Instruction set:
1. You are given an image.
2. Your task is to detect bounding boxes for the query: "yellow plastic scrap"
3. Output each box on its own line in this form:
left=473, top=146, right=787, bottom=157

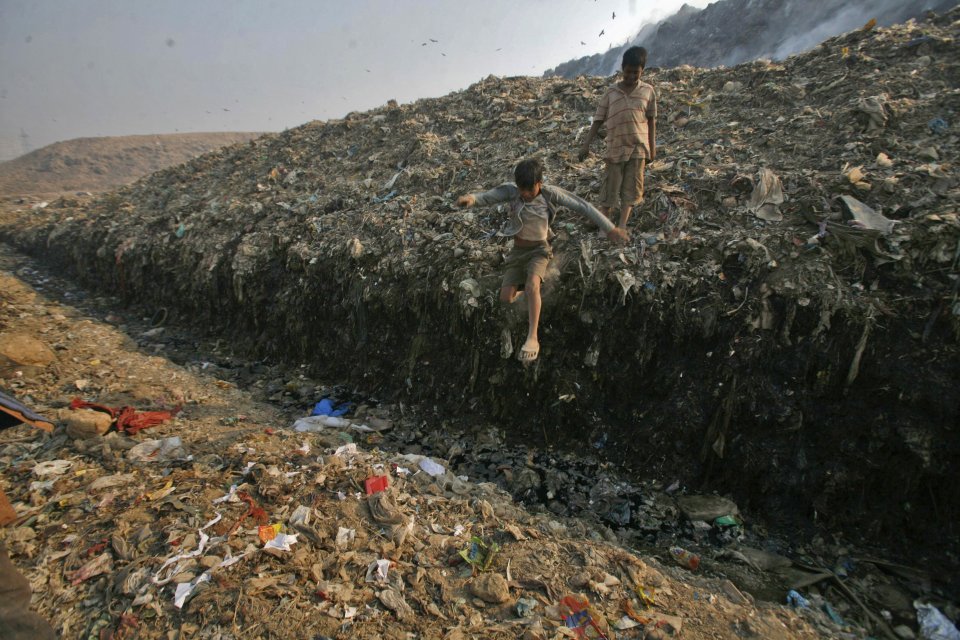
left=458, top=536, right=501, bottom=573
left=482, top=542, right=500, bottom=571
left=146, top=480, right=175, bottom=501
left=636, top=585, right=656, bottom=608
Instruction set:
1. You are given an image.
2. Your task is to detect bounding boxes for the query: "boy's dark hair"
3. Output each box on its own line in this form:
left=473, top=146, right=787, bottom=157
left=514, top=158, right=544, bottom=189
left=622, top=46, right=647, bottom=69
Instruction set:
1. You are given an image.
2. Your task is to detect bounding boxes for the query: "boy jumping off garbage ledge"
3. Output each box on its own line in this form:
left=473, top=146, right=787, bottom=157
left=457, top=158, right=628, bottom=364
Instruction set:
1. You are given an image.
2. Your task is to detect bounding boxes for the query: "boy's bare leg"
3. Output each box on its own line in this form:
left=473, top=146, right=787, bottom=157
left=618, top=204, right=633, bottom=229
left=601, top=205, right=612, bottom=218
left=598, top=206, right=614, bottom=236
left=499, top=285, right=522, bottom=304
left=519, top=275, right=542, bottom=363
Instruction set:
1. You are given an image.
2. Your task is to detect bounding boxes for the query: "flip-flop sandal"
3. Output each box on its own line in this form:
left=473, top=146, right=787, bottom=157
left=517, top=345, right=539, bottom=364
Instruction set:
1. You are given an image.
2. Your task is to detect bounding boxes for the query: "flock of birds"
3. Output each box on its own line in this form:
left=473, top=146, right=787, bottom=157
left=195, top=9, right=624, bottom=117
left=419, top=9, right=619, bottom=56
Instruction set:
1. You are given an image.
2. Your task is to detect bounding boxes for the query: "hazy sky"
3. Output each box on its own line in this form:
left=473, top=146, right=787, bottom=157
left=0, top=0, right=708, bottom=154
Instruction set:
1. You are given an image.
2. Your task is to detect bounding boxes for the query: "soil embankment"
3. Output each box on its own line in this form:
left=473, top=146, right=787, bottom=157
left=1, top=10, right=958, bottom=584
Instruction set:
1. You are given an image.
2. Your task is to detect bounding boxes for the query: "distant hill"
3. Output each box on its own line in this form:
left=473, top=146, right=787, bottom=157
left=0, top=132, right=264, bottom=196
left=546, top=0, right=956, bottom=77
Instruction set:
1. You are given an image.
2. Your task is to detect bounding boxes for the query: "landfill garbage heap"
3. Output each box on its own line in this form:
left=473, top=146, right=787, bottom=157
left=2, top=11, right=958, bottom=561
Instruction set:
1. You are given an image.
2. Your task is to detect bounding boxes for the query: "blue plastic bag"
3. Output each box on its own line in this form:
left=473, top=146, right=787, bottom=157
left=786, top=590, right=810, bottom=609
left=310, top=398, right=351, bottom=417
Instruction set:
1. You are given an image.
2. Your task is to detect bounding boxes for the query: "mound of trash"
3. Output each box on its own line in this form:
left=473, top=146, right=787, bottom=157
left=1, top=8, right=958, bottom=588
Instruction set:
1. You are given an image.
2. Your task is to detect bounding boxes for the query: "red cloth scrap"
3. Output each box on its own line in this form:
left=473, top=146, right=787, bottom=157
left=69, top=398, right=181, bottom=435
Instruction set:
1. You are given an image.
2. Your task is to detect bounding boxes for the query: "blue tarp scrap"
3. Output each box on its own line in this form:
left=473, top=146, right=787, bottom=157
left=310, top=398, right=352, bottom=417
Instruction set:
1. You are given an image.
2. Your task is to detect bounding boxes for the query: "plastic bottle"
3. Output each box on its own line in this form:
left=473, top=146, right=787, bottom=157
left=915, top=601, right=960, bottom=640
left=669, top=546, right=700, bottom=570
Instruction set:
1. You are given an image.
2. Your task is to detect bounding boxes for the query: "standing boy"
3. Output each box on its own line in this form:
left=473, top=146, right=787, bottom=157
left=579, top=46, right=657, bottom=229
left=457, top=158, right=627, bottom=364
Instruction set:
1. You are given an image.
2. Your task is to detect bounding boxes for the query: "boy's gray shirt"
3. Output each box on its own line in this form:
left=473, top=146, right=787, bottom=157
left=472, top=183, right=615, bottom=238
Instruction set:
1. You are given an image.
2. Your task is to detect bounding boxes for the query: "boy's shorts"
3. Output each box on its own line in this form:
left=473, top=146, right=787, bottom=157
left=600, top=157, right=646, bottom=209
left=502, top=243, right=552, bottom=290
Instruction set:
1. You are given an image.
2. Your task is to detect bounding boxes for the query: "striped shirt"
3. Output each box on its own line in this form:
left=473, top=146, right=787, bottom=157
left=593, top=81, right=657, bottom=163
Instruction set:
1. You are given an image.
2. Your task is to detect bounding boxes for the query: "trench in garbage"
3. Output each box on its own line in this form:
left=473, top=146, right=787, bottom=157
left=4, top=236, right=957, bottom=607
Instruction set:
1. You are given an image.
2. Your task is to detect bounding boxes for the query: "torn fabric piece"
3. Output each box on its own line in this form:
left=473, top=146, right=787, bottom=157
left=68, top=397, right=181, bottom=434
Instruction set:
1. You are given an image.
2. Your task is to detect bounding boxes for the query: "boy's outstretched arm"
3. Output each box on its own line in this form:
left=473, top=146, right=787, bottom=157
left=578, top=120, right=604, bottom=161
left=545, top=186, right=629, bottom=245
left=457, top=184, right=516, bottom=209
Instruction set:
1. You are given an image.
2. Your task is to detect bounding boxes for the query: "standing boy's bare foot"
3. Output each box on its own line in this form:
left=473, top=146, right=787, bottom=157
left=518, top=337, right=539, bottom=364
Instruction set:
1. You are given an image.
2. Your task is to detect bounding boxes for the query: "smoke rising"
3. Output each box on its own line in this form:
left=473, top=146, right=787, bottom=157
left=546, top=0, right=955, bottom=78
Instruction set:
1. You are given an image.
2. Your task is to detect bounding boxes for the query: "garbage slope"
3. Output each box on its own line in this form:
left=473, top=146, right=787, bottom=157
left=1, top=13, right=958, bottom=559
